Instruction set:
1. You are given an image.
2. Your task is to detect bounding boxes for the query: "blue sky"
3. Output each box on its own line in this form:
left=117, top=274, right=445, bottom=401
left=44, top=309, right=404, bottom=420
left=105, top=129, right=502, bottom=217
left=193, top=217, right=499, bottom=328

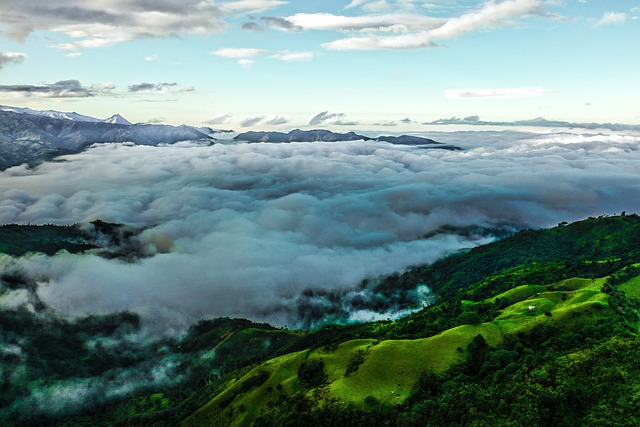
left=0, top=0, right=638, bottom=129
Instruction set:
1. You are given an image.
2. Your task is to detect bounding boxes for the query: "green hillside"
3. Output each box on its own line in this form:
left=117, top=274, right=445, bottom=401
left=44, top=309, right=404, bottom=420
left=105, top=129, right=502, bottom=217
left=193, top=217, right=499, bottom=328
left=2, top=214, right=640, bottom=426
left=182, top=215, right=640, bottom=426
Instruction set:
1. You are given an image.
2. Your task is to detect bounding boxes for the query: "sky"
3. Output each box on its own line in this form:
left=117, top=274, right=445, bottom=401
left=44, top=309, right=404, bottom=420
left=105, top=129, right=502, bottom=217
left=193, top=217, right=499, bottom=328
left=0, top=0, right=639, bottom=129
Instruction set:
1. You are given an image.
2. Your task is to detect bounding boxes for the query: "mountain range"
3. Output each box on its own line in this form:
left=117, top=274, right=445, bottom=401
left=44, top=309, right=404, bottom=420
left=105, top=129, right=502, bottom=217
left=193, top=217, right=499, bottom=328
left=0, top=106, right=459, bottom=170
left=0, top=107, right=214, bottom=170
left=234, top=129, right=460, bottom=149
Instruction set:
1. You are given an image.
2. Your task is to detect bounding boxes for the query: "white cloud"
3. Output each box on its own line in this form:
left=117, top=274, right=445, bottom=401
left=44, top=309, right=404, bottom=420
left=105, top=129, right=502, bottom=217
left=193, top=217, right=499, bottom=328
left=346, top=0, right=370, bottom=9
left=210, top=47, right=266, bottom=58
left=444, top=87, right=553, bottom=99
left=212, top=47, right=315, bottom=65
left=144, top=54, right=157, bottom=62
left=323, top=0, right=543, bottom=51
left=286, top=13, right=443, bottom=32
left=238, top=59, right=255, bottom=68
left=219, top=0, right=288, bottom=14
left=2, top=131, right=640, bottom=329
left=0, top=51, right=27, bottom=69
left=269, top=51, right=314, bottom=61
left=595, top=12, right=626, bottom=26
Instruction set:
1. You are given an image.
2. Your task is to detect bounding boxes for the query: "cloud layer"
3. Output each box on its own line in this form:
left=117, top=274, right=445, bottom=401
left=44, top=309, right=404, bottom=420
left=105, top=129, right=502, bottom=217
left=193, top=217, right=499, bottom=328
left=322, top=0, right=543, bottom=50
left=0, top=0, right=226, bottom=48
left=2, top=130, right=639, bottom=331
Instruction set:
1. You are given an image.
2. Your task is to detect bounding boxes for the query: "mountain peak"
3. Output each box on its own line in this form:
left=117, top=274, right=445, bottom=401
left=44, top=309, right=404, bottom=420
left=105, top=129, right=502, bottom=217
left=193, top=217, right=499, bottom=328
left=103, top=114, right=132, bottom=125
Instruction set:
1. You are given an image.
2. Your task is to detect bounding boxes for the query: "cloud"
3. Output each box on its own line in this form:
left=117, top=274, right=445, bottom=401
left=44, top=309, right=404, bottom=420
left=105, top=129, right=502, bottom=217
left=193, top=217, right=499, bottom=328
left=345, top=0, right=370, bottom=9
left=210, top=47, right=266, bottom=58
left=345, top=0, right=426, bottom=13
left=219, top=0, right=288, bottom=14
left=265, top=115, right=289, bottom=125
left=268, top=51, right=314, bottom=61
left=0, top=51, right=26, bottom=69
left=128, top=82, right=178, bottom=93
left=237, top=59, right=255, bottom=68
left=2, top=130, right=640, bottom=330
left=0, top=80, right=103, bottom=98
left=211, top=47, right=315, bottom=65
left=0, top=0, right=225, bottom=48
left=424, top=116, right=640, bottom=131
left=595, top=12, right=626, bottom=26
left=241, top=21, right=263, bottom=31
left=322, top=0, right=543, bottom=50
left=444, top=87, right=553, bottom=99
left=206, top=114, right=233, bottom=125
left=260, top=16, right=302, bottom=32
left=285, top=13, right=442, bottom=32
left=309, top=111, right=348, bottom=126
left=240, top=115, right=266, bottom=127
left=144, top=54, right=157, bottom=62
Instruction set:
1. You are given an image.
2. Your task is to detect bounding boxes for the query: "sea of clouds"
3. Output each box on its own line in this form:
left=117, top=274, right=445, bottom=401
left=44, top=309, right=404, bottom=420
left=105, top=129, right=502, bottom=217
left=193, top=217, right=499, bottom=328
left=1, top=129, right=639, bottom=331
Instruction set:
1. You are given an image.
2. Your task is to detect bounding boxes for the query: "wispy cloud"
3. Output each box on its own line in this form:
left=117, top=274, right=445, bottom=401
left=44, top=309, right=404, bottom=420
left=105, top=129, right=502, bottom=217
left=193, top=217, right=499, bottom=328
left=373, top=120, right=397, bottom=126
left=128, top=82, right=178, bottom=93
left=323, top=0, right=543, bottom=51
left=594, top=12, right=626, bottom=27
left=0, top=80, right=108, bottom=98
left=211, top=47, right=314, bottom=65
left=265, top=115, right=289, bottom=125
left=206, top=114, right=233, bottom=125
left=144, top=54, right=157, bottom=62
left=219, top=0, right=288, bottom=14
left=309, top=111, right=348, bottom=126
left=210, top=48, right=267, bottom=59
left=284, top=13, right=442, bottom=33
left=345, top=0, right=426, bottom=13
left=444, top=87, right=553, bottom=99
left=0, top=51, right=27, bottom=69
left=424, top=116, right=640, bottom=131
left=269, top=51, right=314, bottom=61
left=240, top=115, right=266, bottom=127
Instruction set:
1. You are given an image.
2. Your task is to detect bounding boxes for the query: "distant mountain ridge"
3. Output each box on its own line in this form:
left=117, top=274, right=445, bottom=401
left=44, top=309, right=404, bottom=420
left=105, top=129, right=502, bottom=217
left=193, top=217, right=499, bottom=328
left=0, top=108, right=213, bottom=170
left=234, top=129, right=459, bottom=149
left=0, top=106, right=460, bottom=170
left=0, top=105, right=110, bottom=123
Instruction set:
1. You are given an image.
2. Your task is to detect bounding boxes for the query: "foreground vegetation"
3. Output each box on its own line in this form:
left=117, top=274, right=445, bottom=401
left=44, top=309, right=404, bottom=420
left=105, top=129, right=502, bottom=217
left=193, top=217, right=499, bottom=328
left=2, top=214, right=640, bottom=426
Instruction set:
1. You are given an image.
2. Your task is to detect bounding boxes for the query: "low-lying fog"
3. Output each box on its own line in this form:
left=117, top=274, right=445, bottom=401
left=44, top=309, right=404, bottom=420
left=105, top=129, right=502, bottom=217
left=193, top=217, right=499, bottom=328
left=1, top=130, right=639, bottom=331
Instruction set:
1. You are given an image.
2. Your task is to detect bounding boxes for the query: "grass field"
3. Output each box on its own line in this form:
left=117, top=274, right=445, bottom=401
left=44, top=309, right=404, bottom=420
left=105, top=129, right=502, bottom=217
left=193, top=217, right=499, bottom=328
left=183, top=269, right=615, bottom=426
left=619, top=275, right=640, bottom=299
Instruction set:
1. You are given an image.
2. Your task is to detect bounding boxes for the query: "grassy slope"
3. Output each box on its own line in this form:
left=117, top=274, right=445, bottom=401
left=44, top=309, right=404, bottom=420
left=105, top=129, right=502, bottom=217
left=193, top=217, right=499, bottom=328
left=182, top=270, right=616, bottom=426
